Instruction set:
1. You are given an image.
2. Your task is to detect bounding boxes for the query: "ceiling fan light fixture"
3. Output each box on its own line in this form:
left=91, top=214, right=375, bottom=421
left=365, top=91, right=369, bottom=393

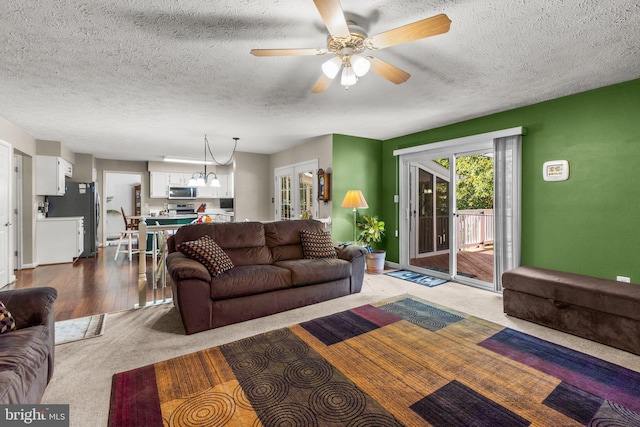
left=351, top=54, right=370, bottom=77
left=340, top=65, right=357, bottom=87
left=321, top=56, right=342, bottom=79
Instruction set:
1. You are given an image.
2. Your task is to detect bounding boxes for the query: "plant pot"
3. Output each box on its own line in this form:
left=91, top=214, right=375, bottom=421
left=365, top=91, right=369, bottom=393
left=365, top=250, right=386, bottom=274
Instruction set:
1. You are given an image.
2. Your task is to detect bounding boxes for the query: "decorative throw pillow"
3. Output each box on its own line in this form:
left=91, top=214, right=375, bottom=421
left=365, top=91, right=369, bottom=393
left=300, top=230, right=337, bottom=259
left=178, top=235, right=234, bottom=277
left=0, top=300, right=17, bottom=334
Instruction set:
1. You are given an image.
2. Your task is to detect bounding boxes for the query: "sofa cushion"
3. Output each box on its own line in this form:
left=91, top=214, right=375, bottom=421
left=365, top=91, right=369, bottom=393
left=210, top=265, right=292, bottom=300
left=178, top=235, right=234, bottom=277
left=275, top=259, right=351, bottom=287
left=264, top=220, right=327, bottom=262
left=0, top=301, right=16, bottom=334
left=300, top=230, right=337, bottom=259
left=0, top=325, right=49, bottom=402
left=172, top=222, right=272, bottom=266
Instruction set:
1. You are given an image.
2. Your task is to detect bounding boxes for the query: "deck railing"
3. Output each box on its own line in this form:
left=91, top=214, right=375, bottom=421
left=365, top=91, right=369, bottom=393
left=456, top=209, right=494, bottom=249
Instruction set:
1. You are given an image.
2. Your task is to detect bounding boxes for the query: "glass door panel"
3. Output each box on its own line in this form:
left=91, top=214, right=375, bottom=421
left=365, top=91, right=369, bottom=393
left=410, top=159, right=451, bottom=274
left=298, top=171, right=313, bottom=219
left=418, top=169, right=433, bottom=254
left=277, top=174, right=292, bottom=220
left=454, top=153, right=494, bottom=284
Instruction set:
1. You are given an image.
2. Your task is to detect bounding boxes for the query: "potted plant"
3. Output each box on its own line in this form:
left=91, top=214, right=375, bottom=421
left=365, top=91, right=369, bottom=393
left=357, top=215, right=386, bottom=274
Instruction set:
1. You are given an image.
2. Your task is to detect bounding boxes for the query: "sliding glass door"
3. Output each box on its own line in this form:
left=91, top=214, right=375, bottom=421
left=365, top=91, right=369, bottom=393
left=409, top=161, right=451, bottom=272
left=396, top=128, right=523, bottom=292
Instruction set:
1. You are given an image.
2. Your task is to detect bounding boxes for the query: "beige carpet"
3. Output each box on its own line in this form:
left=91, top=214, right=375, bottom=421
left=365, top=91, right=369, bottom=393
left=42, top=273, right=640, bottom=427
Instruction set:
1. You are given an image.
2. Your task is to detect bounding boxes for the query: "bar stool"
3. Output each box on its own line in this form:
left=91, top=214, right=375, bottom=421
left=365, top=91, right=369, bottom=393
left=114, top=207, right=139, bottom=261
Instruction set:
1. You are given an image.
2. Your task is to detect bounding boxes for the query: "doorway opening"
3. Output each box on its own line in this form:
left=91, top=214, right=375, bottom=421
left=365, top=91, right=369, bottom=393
left=274, top=160, right=318, bottom=221
left=409, top=151, right=495, bottom=287
left=396, top=127, right=523, bottom=292
left=104, top=172, right=142, bottom=245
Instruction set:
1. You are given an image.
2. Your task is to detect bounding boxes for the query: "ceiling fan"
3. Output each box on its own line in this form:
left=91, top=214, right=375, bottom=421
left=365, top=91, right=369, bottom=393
left=250, top=0, right=451, bottom=93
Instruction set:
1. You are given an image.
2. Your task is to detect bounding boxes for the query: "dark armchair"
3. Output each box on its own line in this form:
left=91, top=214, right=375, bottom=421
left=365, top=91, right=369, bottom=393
left=0, top=287, right=57, bottom=404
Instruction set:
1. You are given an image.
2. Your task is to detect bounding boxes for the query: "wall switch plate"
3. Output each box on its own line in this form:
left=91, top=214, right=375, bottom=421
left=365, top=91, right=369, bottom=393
left=394, top=195, right=399, bottom=203
left=616, top=276, right=631, bottom=283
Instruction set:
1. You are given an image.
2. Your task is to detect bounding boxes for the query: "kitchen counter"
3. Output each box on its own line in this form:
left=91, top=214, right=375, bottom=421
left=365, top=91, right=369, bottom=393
left=38, top=216, right=84, bottom=222
left=37, top=217, right=84, bottom=264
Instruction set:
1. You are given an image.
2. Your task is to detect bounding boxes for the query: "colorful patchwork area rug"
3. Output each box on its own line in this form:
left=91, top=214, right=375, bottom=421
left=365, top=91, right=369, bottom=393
left=385, top=269, right=448, bottom=287
left=109, top=295, right=640, bottom=426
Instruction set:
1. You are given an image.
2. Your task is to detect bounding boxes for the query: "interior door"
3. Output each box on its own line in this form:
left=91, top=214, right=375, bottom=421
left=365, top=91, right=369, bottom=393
left=0, top=140, right=11, bottom=286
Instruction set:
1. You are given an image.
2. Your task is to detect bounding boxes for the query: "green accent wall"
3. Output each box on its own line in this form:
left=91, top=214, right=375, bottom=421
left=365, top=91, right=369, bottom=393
left=331, top=134, right=383, bottom=244
left=379, top=78, right=640, bottom=282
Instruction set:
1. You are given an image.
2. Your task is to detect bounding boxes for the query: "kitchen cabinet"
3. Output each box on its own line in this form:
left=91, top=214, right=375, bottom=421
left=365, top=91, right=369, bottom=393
left=220, top=172, right=234, bottom=197
left=149, top=172, right=169, bottom=198
left=37, top=217, right=84, bottom=264
left=168, top=173, right=193, bottom=186
left=36, top=155, right=72, bottom=195
left=196, top=173, right=234, bottom=198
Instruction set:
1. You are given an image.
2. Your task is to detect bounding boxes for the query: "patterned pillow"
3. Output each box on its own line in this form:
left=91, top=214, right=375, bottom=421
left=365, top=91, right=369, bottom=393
left=300, top=230, right=337, bottom=259
left=178, top=235, right=234, bottom=277
left=0, top=300, right=17, bottom=334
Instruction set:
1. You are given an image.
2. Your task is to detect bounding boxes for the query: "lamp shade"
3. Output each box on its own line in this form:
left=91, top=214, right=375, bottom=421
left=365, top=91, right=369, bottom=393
left=351, top=54, right=370, bottom=77
left=341, top=190, right=368, bottom=209
left=322, top=56, right=342, bottom=79
left=340, top=66, right=357, bottom=87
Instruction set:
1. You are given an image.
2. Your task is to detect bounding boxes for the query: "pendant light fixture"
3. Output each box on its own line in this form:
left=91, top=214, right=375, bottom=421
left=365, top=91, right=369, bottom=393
left=185, top=135, right=239, bottom=187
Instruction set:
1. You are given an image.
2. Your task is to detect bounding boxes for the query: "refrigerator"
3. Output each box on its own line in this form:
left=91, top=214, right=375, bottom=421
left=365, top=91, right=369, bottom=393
left=45, top=182, right=100, bottom=257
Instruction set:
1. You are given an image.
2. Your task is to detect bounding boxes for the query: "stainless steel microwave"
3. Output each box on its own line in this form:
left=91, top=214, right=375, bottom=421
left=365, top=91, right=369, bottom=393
left=168, top=186, right=197, bottom=199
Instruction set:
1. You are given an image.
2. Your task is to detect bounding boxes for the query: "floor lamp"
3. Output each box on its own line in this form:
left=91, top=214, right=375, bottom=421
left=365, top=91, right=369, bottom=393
left=341, top=190, right=368, bottom=243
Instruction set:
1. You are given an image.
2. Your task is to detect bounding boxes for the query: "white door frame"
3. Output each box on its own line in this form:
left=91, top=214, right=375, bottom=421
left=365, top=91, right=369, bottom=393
left=13, top=155, right=23, bottom=271
left=274, top=159, right=319, bottom=220
left=0, top=139, right=13, bottom=287
left=395, top=127, right=524, bottom=291
left=102, top=170, right=143, bottom=246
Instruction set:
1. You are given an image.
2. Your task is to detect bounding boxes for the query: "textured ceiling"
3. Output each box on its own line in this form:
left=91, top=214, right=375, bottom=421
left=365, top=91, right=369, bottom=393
left=1, top=1, right=639, bottom=162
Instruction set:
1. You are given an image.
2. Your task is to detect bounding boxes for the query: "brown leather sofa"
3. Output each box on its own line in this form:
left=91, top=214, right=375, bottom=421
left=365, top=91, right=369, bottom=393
left=166, top=220, right=366, bottom=334
left=0, top=287, right=57, bottom=404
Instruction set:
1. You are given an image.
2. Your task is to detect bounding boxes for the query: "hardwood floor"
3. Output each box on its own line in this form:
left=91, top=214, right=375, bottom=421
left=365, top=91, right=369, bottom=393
left=8, top=245, right=493, bottom=322
left=410, top=247, right=494, bottom=283
left=8, top=246, right=171, bottom=322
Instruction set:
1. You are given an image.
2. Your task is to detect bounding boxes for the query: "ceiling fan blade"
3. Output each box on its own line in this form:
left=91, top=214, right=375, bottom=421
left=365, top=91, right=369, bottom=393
left=367, top=56, right=411, bottom=84
left=311, top=74, right=334, bottom=93
left=250, top=48, right=327, bottom=56
left=368, top=14, right=451, bottom=50
left=313, top=0, right=350, bottom=38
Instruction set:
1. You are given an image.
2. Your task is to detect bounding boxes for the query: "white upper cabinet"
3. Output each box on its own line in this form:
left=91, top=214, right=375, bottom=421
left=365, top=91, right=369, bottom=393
left=149, top=172, right=169, bottom=198
left=36, top=155, right=71, bottom=195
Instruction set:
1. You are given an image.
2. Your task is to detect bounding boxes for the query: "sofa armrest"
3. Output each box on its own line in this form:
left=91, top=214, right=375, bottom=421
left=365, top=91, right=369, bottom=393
left=166, top=252, right=212, bottom=283
left=0, top=287, right=57, bottom=330
left=336, top=245, right=367, bottom=262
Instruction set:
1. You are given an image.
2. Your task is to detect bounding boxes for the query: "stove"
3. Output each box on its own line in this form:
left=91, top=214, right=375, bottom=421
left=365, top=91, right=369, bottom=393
left=167, top=203, right=196, bottom=216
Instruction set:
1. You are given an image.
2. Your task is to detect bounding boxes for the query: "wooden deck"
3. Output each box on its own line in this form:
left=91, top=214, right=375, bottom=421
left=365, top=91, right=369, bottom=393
left=410, top=247, right=494, bottom=283
left=7, top=246, right=171, bottom=322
